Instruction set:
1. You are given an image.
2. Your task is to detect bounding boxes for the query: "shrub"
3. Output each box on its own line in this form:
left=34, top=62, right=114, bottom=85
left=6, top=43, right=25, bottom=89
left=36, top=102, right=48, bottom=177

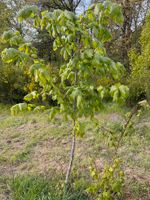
left=0, top=63, right=27, bottom=103
left=128, top=14, right=150, bottom=104
left=87, top=159, right=125, bottom=200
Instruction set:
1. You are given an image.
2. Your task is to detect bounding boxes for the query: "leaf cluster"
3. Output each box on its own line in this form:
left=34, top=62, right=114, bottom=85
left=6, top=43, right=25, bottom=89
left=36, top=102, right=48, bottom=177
left=1, top=1, right=128, bottom=120
left=87, top=158, right=124, bottom=200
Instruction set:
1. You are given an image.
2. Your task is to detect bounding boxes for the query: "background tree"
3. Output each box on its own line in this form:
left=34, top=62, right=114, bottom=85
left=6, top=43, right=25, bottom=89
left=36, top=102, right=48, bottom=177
left=129, top=13, right=150, bottom=103
left=91, top=0, right=150, bottom=70
left=0, top=1, right=38, bottom=103
left=37, top=0, right=82, bottom=12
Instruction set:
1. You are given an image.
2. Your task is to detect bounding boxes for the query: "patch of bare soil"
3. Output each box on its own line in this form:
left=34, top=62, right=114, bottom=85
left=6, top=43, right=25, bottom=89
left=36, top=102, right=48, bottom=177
left=136, top=118, right=150, bottom=128
left=107, top=113, right=125, bottom=123
left=30, top=137, right=70, bottom=174
left=27, top=136, right=91, bottom=175
left=14, top=122, right=40, bottom=133
left=125, top=167, right=150, bottom=185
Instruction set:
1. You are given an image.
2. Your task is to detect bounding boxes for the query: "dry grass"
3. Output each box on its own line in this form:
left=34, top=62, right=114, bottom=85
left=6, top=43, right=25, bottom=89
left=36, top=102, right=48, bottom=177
left=0, top=103, right=150, bottom=199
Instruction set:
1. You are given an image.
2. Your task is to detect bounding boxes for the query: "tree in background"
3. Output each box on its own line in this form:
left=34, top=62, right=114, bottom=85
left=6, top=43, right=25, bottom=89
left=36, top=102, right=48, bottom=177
left=0, top=2, right=26, bottom=103
left=129, top=13, right=150, bottom=103
left=0, top=0, right=39, bottom=103
left=91, top=0, right=150, bottom=70
left=0, top=2, right=11, bottom=35
left=37, top=0, right=82, bottom=12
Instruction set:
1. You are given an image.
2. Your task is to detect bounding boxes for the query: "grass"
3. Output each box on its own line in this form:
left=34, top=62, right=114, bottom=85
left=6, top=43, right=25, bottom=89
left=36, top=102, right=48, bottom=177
left=0, top=103, right=150, bottom=199
left=9, top=175, right=88, bottom=200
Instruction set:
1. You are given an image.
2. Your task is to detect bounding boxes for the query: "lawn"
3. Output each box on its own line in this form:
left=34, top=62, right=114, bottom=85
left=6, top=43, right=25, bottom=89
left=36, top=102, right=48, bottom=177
left=0, top=103, right=150, bottom=200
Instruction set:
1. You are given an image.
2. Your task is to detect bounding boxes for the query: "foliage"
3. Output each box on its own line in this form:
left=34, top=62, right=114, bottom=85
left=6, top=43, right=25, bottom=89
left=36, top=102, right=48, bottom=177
left=129, top=13, right=150, bottom=104
left=1, top=1, right=127, bottom=117
left=86, top=100, right=150, bottom=200
left=94, top=0, right=150, bottom=69
left=0, top=3, right=35, bottom=104
left=0, top=63, right=28, bottom=103
left=0, top=2, right=11, bottom=35
left=87, top=158, right=125, bottom=200
left=17, top=5, right=39, bottom=22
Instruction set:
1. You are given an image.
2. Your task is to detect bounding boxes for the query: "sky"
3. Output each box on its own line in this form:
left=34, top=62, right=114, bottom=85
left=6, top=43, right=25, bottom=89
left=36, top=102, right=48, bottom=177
left=76, top=0, right=91, bottom=14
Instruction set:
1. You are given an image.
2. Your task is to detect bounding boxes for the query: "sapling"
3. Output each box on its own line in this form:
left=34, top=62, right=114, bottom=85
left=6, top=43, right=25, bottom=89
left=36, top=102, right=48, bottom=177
left=1, top=1, right=128, bottom=189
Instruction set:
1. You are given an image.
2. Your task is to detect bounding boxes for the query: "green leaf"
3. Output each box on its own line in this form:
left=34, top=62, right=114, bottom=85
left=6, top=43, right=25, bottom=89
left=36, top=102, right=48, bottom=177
left=75, top=121, right=86, bottom=137
left=119, top=85, right=129, bottom=98
left=2, top=30, right=14, bottom=41
left=24, top=91, right=39, bottom=102
left=84, top=49, right=94, bottom=59
left=94, top=4, right=101, bottom=15
left=64, top=11, right=76, bottom=21
left=34, top=106, right=46, bottom=112
left=98, top=26, right=112, bottom=42
left=17, top=5, right=39, bottom=22
left=110, top=84, right=129, bottom=102
left=49, top=107, right=60, bottom=120
left=1, top=48, right=20, bottom=63
left=70, top=88, right=81, bottom=99
left=11, top=103, right=28, bottom=115
left=10, top=35, right=24, bottom=46
left=77, top=95, right=82, bottom=108
left=97, top=86, right=105, bottom=99
left=110, top=4, right=124, bottom=24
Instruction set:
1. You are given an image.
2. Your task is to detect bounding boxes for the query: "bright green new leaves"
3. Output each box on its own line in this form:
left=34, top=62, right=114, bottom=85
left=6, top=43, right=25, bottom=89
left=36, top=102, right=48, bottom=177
left=97, top=86, right=105, bottom=100
left=110, top=3, right=124, bottom=24
left=87, top=159, right=124, bottom=200
left=2, top=30, right=14, bottom=41
left=1, top=48, right=29, bottom=63
left=30, top=63, right=51, bottom=87
left=11, top=103, right=28, bottom=115
left=2, top=30, right=24, bottom=46
left=74, top=121, right=86, bottom=137
left=19, top=43, right=37, bottom=55
left=1, top=1, right=128, bottom=120
left=24, top=91, right=39, bottom=102
left=93, top=0, right=124, bottom=25
left=129, top=14, right=150, bottom=102
left=17, top=5, right=38, bottom=22
left=110, top=84, right=129, bottom=103
left=2, top=48, right=21, bottom=63
left=10, top=102, right=46, bottom=115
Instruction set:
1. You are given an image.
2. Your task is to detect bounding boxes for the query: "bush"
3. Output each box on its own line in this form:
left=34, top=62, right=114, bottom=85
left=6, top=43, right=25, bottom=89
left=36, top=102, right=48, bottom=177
left=128, top=14, right=150, bottom=104
left=0, top=63, right=28, bottom=103
left=87, top=159, right=125, bottom=200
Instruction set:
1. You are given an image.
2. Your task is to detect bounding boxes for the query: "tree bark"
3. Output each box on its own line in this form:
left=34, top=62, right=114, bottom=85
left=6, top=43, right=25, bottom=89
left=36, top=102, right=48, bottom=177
left=65, top=121, right=76, bottom=186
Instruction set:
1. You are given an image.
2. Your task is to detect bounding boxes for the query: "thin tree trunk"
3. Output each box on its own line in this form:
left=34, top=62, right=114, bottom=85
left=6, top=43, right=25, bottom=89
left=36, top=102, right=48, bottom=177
left=64, top=46, right=79, bottom=194
left=64, top=68, right=78, bottom=189
left=65, top=122, right=76, bottom=186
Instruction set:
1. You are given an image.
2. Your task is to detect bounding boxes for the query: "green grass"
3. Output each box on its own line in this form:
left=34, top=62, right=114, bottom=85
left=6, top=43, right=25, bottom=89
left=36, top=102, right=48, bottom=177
left=9, top=175, right=88, bottom=200
left=0, top=103, right=150, bottom=199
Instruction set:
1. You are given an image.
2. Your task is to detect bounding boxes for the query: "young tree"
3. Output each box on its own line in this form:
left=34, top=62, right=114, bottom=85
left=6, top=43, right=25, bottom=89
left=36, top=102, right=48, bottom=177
left=1, top=1, right=128, bottom=187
